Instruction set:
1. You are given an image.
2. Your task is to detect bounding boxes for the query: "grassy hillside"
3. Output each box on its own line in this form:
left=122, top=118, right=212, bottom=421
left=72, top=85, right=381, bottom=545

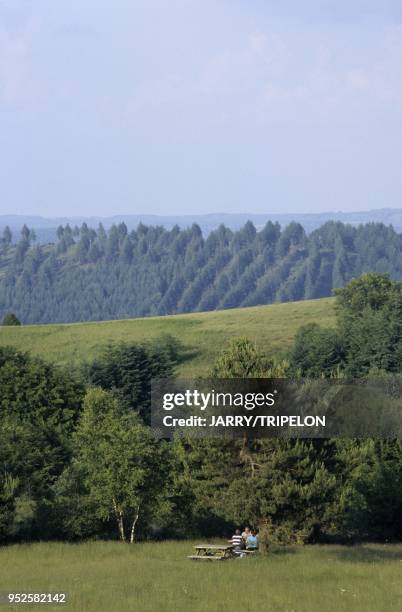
left=0, top=541, right=400, bottom=612
left=0, top=298, right=335, bottom=374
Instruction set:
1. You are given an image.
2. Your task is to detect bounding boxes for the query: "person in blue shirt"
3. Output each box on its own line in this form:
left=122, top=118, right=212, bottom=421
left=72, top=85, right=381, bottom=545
left=246, top=529, right=258, bottom=550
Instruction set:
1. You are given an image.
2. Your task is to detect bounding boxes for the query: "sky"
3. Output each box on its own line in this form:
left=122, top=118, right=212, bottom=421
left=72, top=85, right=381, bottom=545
left=0, top=0, right=401, bottom=217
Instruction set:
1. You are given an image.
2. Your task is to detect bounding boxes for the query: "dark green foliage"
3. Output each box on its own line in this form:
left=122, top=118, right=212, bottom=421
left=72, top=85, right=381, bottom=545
left=283, top=276, right=402, bottom=540
left=172, top=302, right=402, bottom=543
left=176, top=309, right=402, bottom=543
left=336, top=273, right=402, bottom=376
left=70, top=388, right=171, bottom=542
left=337, top=440, right=402, bottom=541
left=335, top=273, right=397, bottom=314
left=0, top=347, right=84, bottom=540
left=0, top=338, right=178, bottom=542
left=1, top=221, right=402, bottom=323
left=173, top=339, right=345, bottom=542
left=220, top=439, right=342, bottom=543
left=86, top=337, right=179, bottom=423
left=290, top=273, right=402, bottom=377
left=289, top=323, right=345, bottom=377
left=171, top=436, right=243, bottom=537
left=343, top=308, right=398, bottom=375
left=2, top=312, right=21, bottom=326
left=210, top=337, right=271, bottom=377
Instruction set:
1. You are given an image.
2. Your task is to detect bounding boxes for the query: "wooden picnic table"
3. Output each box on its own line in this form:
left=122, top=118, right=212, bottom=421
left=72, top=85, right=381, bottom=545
left=187, top=544, right=235, bottom=561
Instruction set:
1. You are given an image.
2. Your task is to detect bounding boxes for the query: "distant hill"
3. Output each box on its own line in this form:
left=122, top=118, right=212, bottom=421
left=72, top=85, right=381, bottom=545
left=2, top=208, right=402, bottom=243
left=0, top=298, right=335, bottom=375
left=0, top=219, right=401, bottom=325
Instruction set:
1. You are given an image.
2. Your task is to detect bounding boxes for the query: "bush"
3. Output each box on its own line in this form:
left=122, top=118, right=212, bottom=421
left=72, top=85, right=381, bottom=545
left=2, top=312, right=21, bottom=326
left=258, top=519, right=309, bottom=549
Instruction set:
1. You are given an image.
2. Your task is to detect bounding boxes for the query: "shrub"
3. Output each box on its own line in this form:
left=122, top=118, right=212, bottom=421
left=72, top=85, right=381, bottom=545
left=2, top=312, right=21, bottom=326
left=258, top=519, right=309, bottom=550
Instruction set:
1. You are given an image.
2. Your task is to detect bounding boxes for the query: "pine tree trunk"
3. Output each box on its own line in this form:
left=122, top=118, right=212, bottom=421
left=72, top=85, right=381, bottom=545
left=240, top=433, right=260, bottom=478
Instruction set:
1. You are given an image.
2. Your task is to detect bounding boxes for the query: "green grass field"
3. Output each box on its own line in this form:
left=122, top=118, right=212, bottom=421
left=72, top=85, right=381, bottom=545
left=0, top=541, right=400, bottom=612
left=0, top=298, right=335, bottom=374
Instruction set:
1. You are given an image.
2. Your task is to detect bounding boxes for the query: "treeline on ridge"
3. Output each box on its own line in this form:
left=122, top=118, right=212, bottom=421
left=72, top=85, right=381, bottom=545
left=1, top=220, right=402, bottom=323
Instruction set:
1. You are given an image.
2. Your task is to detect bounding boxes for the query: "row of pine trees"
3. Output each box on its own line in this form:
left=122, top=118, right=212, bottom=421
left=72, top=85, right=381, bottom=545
left=1, top=220, right=402, bottom=323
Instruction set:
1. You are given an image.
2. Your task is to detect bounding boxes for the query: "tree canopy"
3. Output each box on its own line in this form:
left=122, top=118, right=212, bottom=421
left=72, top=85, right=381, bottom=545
left=291, top=273, right=402, bottom=377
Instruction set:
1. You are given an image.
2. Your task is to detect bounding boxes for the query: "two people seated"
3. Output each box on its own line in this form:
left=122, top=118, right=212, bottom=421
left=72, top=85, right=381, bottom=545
left=229, top=526, right=258, bottom=554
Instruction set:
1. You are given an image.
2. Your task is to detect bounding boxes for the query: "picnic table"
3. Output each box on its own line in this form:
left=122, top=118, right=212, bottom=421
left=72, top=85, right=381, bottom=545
left=187, top=544, right=236, bottom=561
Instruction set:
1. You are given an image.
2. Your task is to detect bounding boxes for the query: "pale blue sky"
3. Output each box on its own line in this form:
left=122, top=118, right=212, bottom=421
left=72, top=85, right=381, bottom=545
left=0, top=0, right=401, bottom=216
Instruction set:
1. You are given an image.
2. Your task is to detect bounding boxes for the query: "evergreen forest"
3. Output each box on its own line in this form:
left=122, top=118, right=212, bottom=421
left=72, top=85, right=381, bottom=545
left=1, top=220, right=402, bottom=323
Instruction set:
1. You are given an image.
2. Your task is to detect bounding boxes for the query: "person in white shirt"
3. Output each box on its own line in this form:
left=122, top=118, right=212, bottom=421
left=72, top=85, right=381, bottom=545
left=241, top=526, right=251, bottom=543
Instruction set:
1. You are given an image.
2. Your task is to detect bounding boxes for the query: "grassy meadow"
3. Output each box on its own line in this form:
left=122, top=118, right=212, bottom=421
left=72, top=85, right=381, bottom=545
left=0, top=541, right=400, bottom=611
left=0, top=297, right=335, bottom=374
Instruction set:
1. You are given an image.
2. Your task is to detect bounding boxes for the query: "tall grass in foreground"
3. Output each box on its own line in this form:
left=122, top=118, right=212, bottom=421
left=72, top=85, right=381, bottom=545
left=0, top=541, right=400, bottom=611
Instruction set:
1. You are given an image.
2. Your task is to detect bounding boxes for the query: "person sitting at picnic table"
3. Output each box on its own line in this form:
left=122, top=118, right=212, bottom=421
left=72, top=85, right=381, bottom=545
left=246, top=529, right=259, bottom=550
left=241, top=526, right=251, bottom=542
left=229, top=529, right=243, bottom=550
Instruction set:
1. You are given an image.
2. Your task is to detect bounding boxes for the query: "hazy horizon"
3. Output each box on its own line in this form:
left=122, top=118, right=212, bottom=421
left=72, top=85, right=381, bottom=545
left=2, top=207, right=402, bottom=222
left=1, top=1, right=401, bottom=217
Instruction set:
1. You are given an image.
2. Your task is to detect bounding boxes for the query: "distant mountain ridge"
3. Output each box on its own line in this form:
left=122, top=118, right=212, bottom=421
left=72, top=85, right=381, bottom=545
left=1, top=208, right=402, bottom=243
